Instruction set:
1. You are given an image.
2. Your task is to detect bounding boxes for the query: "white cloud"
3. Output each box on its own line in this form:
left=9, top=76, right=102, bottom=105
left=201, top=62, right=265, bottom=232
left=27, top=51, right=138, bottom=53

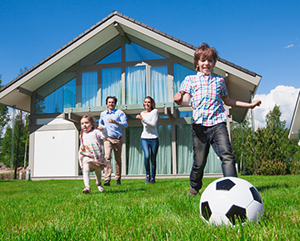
left=284, top=44, right=294, bottom=49
left=253, top=85, right=300, bottom=130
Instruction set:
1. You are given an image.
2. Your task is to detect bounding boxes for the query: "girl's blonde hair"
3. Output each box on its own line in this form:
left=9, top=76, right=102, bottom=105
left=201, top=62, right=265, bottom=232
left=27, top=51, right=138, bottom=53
left=80, top=115, right=96, bottom=151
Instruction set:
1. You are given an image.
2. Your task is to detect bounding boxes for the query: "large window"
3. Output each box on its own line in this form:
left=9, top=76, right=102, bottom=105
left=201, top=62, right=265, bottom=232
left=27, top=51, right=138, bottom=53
left=125, top=66, right=146, bottom=105
left=173, top=63, right=196, bottom=95
left=151, top=66, right=168, bottom=103
left=36, top=77, right=76, bottom=114
left=101, top=68, right=122, bottom=104
left=35, top=43, right=194, bottom=112
left=82, top=72, right=98, bottom=107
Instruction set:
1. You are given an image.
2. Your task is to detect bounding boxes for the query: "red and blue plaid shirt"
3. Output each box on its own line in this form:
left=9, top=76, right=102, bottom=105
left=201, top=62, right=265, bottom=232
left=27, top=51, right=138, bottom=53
left=180, top=72, right=228, bottom=126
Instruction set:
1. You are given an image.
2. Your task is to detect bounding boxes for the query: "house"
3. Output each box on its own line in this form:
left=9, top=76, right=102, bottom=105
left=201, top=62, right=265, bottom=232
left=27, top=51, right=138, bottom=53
left=0, top=11, right=261, bottom=180
left=289, top=91, right=300, bottom=145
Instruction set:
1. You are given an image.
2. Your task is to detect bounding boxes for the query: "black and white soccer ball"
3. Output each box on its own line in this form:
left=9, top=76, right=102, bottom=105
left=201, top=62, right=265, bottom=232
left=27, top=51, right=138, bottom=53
left=200, top=177, right=264, bottom=226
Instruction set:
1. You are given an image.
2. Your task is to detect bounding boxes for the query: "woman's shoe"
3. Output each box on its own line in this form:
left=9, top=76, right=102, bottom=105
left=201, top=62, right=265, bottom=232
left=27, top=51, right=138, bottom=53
left=145, top=176, right=150, bottom=184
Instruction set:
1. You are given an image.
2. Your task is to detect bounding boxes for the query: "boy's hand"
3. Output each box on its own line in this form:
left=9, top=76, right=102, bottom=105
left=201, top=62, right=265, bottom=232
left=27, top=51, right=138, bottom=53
left=174, top=91, right=184, bottom=105
left=250, top=100, right=262, bottom=109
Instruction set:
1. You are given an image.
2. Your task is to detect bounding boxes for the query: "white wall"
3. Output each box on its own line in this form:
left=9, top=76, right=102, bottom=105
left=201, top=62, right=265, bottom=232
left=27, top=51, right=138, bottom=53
left=33, top=129, right=77, bottom=177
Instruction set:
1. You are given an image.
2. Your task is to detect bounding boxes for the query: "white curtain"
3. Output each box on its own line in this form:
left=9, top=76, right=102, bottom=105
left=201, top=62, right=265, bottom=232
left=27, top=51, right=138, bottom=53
left=101, top=68, right=122, bottom=106
left=127, top=125, right=172, bottom=175
left=176, top=124, right=222, bottom=174
left=156, top=125, right=172, bottom=174
left=127, top=127, right=144, bottom=175
left=125, top=66, right=146, bottom=105
left=82, top=72, right=98, bottom=107
left=173, top=63, right=196, bottom=95
left=63, top=78, right=76, bottom=109
left=151, top=66, right=168, bottom=103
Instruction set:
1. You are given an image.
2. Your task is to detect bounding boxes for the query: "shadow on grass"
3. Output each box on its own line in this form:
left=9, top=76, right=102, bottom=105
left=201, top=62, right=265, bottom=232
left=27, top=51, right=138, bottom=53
left=106, top=188, right=147, bottom=194
left=256, top=184, right=290, bottom=192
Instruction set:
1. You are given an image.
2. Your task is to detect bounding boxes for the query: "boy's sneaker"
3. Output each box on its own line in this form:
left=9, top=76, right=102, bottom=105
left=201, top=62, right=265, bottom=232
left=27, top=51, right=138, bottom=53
left=145, top=176, right=150, bottom=184
left=82, top=187, right=91, bottom=194
left=96, top=183, right=105, bottom=193
left=116, top=180, right=121, bottom=185
left=150, top=178, right=155, bottom=184
left=187, top=187, right=198, bottom=196
left=104, top=180, right=110, bottom=186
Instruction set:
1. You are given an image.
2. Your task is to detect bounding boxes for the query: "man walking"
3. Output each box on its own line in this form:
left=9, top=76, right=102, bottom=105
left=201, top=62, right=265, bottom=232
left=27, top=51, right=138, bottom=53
left=98, top=96, right=128, bottom=186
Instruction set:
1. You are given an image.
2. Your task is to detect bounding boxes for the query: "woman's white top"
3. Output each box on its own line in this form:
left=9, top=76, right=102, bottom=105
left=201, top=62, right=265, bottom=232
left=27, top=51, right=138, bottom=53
left=140, top=109, right=159, bottom=139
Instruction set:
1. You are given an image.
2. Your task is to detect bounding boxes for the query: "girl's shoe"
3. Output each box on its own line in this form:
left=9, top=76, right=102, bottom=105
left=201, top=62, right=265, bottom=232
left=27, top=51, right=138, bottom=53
left=82, top=187, right=91, bottom=194
left=96, top=183, right=105, bottom=192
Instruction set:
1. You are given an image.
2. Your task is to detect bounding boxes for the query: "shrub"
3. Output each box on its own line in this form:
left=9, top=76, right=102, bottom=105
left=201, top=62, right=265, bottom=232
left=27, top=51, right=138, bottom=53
left=289, top=157, right=300, bottom=175
left=258, top=160, right=287, bottom=175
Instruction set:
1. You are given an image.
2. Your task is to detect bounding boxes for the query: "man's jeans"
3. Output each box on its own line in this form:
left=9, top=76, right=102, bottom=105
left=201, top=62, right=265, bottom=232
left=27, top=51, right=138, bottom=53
left=190, top=122, right=237, bottom=191
left=141, top=138, right=159, bottom=179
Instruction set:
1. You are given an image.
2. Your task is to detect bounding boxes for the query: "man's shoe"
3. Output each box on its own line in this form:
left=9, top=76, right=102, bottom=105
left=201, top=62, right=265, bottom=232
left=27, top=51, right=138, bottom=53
left=150, top=178, right=155, bottom=184
left=145, top=176, right=150, bottom=184
left=187, top=187, right=198, bottom=196
left=104, top=180, right=110, bottom=186
left=116, top=180, right=121, bottom=185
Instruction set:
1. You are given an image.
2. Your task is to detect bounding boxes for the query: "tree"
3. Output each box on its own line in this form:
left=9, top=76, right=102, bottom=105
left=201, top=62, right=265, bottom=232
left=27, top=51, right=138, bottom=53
left=0, top=112, right=29, bottom=169
left=242, top=105, right=288, bottom=175
left=0, top=74, right=9, bottom=139
left=230, top=114, right=251, bottom=172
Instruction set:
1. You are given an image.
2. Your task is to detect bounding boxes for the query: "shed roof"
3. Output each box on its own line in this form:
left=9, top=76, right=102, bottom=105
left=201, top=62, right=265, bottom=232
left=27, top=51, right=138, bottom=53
left=288, top=91, right=300, bottom=139
left=0, top=10, right=261, bottom=122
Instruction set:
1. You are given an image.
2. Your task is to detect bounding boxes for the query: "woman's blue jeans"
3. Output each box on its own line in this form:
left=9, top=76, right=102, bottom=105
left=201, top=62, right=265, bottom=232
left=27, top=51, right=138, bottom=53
left=190, top=122, right=237, bottom=191
left=141, top=138, right=159, bottom=179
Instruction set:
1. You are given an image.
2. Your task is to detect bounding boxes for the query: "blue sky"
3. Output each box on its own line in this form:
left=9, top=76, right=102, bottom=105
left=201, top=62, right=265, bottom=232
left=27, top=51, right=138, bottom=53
left=0, top=0, right=299, bottom=127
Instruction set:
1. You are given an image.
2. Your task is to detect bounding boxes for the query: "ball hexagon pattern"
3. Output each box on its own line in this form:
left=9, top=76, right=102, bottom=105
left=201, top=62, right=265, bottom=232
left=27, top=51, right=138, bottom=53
left=200, top=177, right=264, bottom=226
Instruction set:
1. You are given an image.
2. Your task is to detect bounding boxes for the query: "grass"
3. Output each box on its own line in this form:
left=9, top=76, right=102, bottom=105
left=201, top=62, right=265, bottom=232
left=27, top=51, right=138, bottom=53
left=1, top=175, right=300, bottom=240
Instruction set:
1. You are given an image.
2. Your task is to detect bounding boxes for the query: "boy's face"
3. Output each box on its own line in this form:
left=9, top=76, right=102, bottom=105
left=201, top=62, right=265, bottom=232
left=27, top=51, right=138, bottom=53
left=197, top=56, right=215, bottom=76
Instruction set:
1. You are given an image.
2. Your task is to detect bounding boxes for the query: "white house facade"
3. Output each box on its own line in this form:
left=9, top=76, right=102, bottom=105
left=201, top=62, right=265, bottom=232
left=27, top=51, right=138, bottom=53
left=0, top=11, right=261, bottom=180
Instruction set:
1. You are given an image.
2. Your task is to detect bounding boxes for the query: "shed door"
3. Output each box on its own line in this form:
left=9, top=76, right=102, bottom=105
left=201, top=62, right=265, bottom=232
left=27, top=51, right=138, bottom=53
left=33, top=130, right=77, bottom=177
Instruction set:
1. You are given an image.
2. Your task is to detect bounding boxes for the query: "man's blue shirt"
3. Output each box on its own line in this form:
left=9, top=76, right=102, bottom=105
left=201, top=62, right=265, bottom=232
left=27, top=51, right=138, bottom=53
left=99, top=109, right=128, bottom=138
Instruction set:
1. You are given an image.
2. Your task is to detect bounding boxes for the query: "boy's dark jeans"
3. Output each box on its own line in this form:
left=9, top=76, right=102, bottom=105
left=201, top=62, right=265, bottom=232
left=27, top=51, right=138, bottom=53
left=190, top=122, right=237, bottom=192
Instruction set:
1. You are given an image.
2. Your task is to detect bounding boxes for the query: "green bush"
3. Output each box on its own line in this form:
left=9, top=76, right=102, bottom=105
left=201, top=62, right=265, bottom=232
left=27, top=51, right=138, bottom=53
left=289, top=157, right=300, bottom=175
left=258, top=160, right=287, bottom=175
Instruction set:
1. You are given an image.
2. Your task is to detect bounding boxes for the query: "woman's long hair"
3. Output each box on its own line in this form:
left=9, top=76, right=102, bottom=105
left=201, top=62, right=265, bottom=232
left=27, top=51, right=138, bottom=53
left=144, top=96, right=156, bottom=110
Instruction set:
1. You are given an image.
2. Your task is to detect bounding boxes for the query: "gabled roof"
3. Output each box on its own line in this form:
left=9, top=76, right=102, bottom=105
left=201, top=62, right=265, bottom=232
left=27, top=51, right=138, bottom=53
left=289, top=91, right=300, bottom=139
left=0, top=10, right=261, bottom=122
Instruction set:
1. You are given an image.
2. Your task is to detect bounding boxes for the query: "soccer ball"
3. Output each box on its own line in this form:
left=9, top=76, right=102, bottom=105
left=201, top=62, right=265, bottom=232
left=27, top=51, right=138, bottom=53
left=200, top=177, right=264, bottom=226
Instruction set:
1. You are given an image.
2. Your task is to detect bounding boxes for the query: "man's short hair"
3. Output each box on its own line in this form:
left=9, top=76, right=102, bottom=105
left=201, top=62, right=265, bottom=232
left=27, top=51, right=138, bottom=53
left=106, top=96, right=118, bottom=105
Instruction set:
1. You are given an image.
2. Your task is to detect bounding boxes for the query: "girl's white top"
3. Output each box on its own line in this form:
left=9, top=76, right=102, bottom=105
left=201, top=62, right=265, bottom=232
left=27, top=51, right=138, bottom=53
left=140, top=109, right=159, bottom=139
left=78, top=128, right=108, bottom=170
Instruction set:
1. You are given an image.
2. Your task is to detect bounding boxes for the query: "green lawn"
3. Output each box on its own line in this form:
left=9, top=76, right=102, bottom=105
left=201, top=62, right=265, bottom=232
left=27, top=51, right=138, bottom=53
left=1, top=175, right=300, bottom=240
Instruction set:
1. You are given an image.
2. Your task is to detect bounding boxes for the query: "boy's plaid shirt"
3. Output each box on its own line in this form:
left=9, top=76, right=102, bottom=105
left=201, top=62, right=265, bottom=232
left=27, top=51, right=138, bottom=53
left=180, top=72, right=228, bottom=126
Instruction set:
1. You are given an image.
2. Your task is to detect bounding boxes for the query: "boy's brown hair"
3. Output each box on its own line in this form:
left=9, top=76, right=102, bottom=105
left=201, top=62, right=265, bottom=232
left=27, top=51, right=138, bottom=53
left=193, top=43, right=218, bottom=72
